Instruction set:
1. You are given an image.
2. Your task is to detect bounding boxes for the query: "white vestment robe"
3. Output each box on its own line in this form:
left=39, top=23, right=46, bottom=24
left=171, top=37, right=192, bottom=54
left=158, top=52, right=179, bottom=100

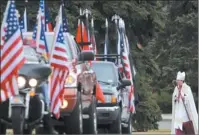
left=171, top=83, right=198, bottom=134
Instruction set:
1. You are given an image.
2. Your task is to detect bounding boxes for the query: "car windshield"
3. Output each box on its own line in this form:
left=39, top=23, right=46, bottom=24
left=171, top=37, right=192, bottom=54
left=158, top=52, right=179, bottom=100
left=91, top=62, right=117, bottom=86
left=23, top=46, right=39, bottom=63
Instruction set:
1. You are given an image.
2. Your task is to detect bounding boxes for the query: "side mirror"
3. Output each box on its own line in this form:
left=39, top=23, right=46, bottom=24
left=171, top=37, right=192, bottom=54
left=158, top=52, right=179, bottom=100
left=117, top=79, right=131, bottom=90
left=121, top=79, right=131, bottom=87
left=78, top=51, right=94, bottom=61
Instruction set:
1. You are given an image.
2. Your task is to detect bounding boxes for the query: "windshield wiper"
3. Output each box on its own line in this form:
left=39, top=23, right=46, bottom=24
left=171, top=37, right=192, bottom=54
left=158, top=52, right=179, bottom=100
left=98, top=80, right=113, bottom=85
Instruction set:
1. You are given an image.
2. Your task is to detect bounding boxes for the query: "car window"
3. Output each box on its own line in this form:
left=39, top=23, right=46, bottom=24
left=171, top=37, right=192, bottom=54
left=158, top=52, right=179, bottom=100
left=91, top=62, right=117, bottom=85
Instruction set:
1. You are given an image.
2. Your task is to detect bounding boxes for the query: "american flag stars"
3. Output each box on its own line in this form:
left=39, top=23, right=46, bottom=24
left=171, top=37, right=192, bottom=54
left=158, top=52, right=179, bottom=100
left=56, top=26, right=65, bottom=44
left=5, top=1, right=19, bottom=42
left=32, top=24, right=37, bottom=40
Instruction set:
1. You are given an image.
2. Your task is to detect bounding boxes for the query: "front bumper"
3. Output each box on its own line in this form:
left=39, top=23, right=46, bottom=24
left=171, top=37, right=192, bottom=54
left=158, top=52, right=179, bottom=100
left=97, top=106, right=120, bottom=125
left=60, top=88, right=78, bottom=115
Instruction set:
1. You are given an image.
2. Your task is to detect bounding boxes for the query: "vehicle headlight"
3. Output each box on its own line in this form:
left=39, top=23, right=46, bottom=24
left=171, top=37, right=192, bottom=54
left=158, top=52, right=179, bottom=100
left=65, top=75, right=75, bottom=85
left=29, top=78, right=38, bottom=87
left=102, top=95, right=117, bottom=103
left=17, top=76, right=26, bottom=89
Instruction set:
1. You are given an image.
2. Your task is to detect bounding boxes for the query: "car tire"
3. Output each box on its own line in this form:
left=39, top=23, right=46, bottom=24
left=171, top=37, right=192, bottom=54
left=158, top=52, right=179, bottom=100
left=109, top=107, right=122, bottom=134
left=83, top=96, right=97, bottom=134
left=122, top=113, right=133, bottom=134
left=64, top=91, right=83, bottom=134
left=11, top=107, right=25, bottom=134
left=23, top=128, right=32, bottom=134
left=0, top=122, right=6, bottom=135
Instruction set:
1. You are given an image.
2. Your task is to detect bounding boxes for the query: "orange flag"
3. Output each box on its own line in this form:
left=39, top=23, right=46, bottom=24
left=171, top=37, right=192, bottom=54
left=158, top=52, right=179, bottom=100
left=81, top=23, right=90, bottom=51
left=75, top=20, right=82, bottom=44
left=96, top=82, right=105, bottom=103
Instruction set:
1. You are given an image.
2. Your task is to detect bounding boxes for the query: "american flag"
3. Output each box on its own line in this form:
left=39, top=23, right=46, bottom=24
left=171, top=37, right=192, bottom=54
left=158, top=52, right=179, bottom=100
left=19, top=8, right=27, bottom=32
left=33, top=9, right=49, bottom=60
left=1, top=0, right=9, bottom=47
left=49, top=6, right=69, bottom=119
left=0, top=0, right=26, bottom=102
left=32, top=24, right=37, bottom=41
left=119, top=19, right=135, bottom=113
left=45, top=4, right=53, bottom=32
left=39, top=0, right=45, bottom=30
left=62, top=6, right=69, bottom=33
left=37, top=20, right=49, bottom=59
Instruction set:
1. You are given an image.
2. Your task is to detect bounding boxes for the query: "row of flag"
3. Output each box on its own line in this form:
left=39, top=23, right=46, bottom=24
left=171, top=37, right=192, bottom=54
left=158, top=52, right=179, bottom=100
left=19, top=0, right=53, bottom=32
left=102, top=16, right=136, bottom=113
left=0, top=0, right=134, bottom=117
left=0, top=0, right=101, bottom=118
left=0, top=0, right=73, bottom=119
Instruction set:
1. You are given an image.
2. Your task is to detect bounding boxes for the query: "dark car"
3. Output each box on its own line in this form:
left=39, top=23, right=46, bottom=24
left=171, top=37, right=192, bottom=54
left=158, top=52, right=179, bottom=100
left=91, top=61, right=131, bottom=134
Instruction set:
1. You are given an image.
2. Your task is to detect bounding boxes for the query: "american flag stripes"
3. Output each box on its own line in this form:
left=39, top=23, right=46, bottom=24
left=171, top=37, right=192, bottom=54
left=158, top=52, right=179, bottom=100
left=37, top=20, right=49, bottom=57
left=0, top=0, right=25, bottom=102
left=33, top=9, right=49, bottom=60
left=49, top=6, right=69, bottom=119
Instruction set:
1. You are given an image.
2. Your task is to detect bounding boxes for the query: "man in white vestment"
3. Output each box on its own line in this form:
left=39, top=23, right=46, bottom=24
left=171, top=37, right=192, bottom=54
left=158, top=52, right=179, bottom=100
left=171, top=71, right=198, bottom=134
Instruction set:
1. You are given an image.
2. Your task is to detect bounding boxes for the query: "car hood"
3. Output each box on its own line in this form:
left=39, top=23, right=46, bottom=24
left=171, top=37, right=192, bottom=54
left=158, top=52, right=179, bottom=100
left=100, top=84, right=117, bottom=95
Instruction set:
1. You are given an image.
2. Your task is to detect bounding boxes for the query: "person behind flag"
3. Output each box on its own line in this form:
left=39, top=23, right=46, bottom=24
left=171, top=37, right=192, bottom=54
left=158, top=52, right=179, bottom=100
left=0, top=0, right=26, bottom=102
left=171, top=71, right=198, bottom=134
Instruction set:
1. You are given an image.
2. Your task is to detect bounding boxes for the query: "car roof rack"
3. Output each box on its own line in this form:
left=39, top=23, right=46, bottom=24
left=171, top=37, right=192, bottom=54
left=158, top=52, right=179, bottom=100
left=95, top=54, right=121, bottom=65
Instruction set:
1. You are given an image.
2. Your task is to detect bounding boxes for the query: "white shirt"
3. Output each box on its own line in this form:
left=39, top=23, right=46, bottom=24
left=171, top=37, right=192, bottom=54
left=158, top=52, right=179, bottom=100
left=174, top=91, right=189, bottom=130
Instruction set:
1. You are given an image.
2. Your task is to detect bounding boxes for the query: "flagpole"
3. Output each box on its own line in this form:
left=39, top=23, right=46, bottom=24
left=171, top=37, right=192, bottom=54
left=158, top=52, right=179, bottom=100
left=112, top=14, right=121, bottom=65
left=104, top=18, right=108, bottom=61
left=79, top=8, right=83, bottom=50
left=36, top=11, right=42, bottom=53
left=25, top=0, right=28, bottom=32
left=91, top=17, right=95, bottom=53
